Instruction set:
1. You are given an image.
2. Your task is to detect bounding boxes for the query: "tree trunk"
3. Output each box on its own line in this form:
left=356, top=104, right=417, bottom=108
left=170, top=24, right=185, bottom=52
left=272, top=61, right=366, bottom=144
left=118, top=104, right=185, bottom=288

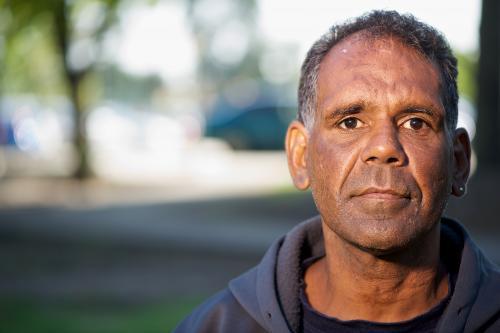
left=53, top=1, right=90, bottom=179
left=475, top=0, right=500, bottom=171
left=67, top=72, right=89, bottom=179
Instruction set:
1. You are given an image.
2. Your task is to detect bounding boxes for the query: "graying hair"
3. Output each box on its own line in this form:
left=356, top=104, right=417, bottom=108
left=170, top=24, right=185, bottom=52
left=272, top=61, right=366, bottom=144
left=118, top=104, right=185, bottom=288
left=298, top=10, right=459, bottom=131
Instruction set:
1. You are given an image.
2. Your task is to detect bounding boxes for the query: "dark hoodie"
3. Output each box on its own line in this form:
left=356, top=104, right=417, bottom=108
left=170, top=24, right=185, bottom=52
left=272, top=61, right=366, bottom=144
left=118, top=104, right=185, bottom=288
left=174, top=217, right=500, bottom=333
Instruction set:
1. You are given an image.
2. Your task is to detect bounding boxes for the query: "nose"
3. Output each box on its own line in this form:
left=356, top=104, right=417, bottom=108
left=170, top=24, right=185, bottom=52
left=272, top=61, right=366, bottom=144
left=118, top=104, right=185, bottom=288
left=360, top=123, right=406, bottom=166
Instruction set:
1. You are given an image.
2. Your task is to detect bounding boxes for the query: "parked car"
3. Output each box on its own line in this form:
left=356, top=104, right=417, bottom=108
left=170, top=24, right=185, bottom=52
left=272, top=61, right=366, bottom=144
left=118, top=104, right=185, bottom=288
left=205, top=103, right=296, bottom=150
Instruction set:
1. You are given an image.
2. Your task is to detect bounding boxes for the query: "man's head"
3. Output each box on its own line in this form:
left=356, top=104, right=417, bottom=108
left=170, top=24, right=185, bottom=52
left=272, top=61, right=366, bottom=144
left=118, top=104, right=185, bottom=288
left=298, top=10, right=459, bottom=133
left=286, top=10, right=471, bottom=255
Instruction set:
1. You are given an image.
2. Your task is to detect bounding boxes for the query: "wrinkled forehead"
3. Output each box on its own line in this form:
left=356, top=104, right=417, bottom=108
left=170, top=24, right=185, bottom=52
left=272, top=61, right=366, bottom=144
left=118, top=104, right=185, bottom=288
left=322, top=32, right=439, bottom=77
left=316, top=33, right=443, bottom=107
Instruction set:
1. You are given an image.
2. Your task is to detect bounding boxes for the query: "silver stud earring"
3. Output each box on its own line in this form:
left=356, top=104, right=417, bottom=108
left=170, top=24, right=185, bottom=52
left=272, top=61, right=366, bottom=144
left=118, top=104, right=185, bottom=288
left=459, top=186, right=465, bottom=193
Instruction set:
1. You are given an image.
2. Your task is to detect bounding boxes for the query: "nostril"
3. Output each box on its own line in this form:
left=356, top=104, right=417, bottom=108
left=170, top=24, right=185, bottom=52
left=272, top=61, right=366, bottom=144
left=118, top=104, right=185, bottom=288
left=387, top=157, right=399, bottom=163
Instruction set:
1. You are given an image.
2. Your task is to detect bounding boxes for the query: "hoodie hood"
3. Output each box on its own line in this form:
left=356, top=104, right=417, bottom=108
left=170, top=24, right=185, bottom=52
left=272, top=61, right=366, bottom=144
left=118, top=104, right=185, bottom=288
left=229, top=216, right=500, bottom=333
left=437, top=220, right=500, bottom=332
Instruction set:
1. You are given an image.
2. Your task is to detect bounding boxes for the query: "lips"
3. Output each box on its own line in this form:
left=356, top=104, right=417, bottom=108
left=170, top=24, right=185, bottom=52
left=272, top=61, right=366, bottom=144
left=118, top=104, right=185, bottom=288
left=354, top=187, right=410, bottom=200
left=350, top=187, right=412, bottom=214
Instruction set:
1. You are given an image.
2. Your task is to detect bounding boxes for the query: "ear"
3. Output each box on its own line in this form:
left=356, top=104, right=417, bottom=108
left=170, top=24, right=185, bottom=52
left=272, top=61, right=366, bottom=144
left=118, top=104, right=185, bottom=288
left=285, top=120, right=310, bottom=190
left=451, top=128, right=471, bottom=197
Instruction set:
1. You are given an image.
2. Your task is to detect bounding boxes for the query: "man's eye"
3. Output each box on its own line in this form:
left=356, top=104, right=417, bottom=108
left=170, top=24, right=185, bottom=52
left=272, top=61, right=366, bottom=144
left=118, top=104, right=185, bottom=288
left=403, top=118, right=425, bottom=130
left=339, top=117, right=362, bottom=129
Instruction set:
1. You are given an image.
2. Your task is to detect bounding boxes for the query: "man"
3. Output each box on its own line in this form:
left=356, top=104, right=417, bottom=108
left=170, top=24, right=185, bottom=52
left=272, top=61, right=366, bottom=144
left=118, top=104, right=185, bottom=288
left=175, top=10, right=500, bottom=333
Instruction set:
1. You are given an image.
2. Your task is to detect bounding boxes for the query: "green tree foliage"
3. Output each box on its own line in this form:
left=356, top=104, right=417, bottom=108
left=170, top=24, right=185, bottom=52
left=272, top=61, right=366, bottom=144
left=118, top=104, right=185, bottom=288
left=456, top=52, right=478, bottom=104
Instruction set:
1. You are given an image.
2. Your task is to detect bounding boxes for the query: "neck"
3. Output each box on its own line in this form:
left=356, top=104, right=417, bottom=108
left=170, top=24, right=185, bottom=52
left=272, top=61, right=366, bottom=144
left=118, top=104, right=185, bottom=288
left=304, top=222, right=449, bottom=323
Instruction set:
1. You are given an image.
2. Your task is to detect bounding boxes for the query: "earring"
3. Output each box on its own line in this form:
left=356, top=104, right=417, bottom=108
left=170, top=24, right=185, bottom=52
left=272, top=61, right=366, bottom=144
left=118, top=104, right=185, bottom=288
left=459, top=185, right=465, bottom=193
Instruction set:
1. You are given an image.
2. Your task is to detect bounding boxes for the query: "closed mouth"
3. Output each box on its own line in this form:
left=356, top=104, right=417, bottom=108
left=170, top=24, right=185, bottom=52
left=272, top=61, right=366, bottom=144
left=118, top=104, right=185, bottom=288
left=355, top=188, right=410, bottom=199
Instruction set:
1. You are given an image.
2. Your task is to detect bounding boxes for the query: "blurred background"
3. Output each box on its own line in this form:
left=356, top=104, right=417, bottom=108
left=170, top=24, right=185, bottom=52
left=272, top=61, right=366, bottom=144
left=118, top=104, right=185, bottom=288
left=0, top=0, right=498, bottom=332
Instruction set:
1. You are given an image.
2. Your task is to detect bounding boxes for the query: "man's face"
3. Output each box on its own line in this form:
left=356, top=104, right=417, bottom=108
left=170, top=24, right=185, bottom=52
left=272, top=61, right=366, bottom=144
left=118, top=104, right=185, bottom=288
left=302, top=36, right=458, bottom=253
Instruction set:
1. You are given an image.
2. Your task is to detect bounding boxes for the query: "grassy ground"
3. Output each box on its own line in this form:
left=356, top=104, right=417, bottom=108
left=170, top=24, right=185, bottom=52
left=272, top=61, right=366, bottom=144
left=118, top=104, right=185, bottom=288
left=2, top=297, right=203, bottom=333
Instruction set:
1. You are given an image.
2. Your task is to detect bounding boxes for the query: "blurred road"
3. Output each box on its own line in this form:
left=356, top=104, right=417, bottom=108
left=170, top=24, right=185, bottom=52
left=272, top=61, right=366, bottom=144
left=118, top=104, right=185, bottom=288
left=0, top=190, right=318, bottom=301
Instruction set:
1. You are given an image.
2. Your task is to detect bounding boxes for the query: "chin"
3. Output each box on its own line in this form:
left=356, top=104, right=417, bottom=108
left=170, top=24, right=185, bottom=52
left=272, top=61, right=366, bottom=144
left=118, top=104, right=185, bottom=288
left=332, top=216, right=438, bottom=256
left=351, top=235, right=413, bottom=256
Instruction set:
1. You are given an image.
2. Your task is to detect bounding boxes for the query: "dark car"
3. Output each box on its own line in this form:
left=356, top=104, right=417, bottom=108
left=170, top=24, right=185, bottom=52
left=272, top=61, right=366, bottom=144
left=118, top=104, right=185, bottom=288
left=205, top=104, right=296, bottom=150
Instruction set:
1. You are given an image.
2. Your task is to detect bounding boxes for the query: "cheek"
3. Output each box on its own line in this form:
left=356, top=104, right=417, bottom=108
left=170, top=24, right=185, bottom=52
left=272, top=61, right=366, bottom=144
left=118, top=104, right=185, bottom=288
left=405, top=137, right=452, bottom=206
left=308, top=135, right=359, bottom=203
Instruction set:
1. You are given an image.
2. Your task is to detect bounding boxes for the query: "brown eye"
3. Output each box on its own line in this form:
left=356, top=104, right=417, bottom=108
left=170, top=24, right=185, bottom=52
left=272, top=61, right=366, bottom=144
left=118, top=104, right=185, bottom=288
left=340, top=117, right=360, bottom=129
left=403, top=118, right=425, bottom=130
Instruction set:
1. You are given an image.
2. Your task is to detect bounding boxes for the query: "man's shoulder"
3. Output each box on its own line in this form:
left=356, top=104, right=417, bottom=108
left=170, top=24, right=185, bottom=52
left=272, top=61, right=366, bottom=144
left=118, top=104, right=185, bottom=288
left=173, top=287, right=267, bottom=333
left=173, top=216, right=324, bottom=333
left=440, top=217, right=500, bottom=332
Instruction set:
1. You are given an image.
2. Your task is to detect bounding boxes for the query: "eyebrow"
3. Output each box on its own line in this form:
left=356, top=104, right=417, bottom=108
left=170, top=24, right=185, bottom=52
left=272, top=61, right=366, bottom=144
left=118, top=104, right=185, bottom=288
left=325, top=104, right=364, bottom=121
left=400, top=106, right=438, bottom=118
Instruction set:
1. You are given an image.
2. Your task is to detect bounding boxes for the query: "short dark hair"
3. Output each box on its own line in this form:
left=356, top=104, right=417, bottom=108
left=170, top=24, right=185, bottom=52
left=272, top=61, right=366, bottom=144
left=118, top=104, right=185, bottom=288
left=298, top=10, right=458, bottom=131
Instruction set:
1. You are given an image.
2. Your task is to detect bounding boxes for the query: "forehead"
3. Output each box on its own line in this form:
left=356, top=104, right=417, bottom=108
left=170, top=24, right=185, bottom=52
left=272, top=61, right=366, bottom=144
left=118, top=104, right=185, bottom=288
left=317, top=34, right=443, bottom=111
